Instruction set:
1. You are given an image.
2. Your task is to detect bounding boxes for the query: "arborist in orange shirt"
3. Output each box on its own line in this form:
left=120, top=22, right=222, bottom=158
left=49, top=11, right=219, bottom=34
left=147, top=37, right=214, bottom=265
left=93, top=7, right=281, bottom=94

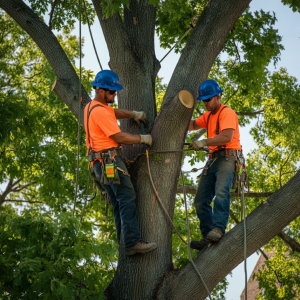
left=187, top=79, right=243, bottom=251
left=84, top=70, right=157, bottom=256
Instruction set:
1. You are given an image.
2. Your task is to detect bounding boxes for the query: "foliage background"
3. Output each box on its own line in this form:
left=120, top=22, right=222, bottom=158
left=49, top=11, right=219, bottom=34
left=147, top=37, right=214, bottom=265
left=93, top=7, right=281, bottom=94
left=1, top=0, right=300, bottom=299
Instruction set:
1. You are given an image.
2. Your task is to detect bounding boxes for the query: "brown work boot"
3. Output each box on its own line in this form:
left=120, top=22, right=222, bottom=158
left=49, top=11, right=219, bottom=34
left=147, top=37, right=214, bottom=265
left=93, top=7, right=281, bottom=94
left=207, top=228, right=224, bottom=242
left=190, top=238, right=211, bottom=251
left=125, top=240, right=158, bottom=256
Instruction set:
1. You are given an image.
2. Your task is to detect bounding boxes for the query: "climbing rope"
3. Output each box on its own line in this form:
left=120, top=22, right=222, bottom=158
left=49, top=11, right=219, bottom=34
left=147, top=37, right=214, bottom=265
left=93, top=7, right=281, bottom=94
left=241, top=164, right=247, bottom=299
left=80, top=169, right=97, bottom=223
left=146, top=148, right=212, bottom=298
left=72, top=0, right=82, bottom=216
left=83, top=0, right=103, bottom=70
left=159, top=15, right=200, bottom=63
left=180, top=170, right=212, bottom=300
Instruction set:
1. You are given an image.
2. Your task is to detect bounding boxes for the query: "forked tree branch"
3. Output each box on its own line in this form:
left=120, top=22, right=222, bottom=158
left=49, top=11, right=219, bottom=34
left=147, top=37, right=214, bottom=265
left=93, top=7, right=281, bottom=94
left=0, top=0, right=91, bottom=124
left=277, top=231, right=300, bottom=252
left=91, top=0, right=131, bottom=65
left=158, top=170, right=300, bottom=299
left=230, top=209, right=300, bottom=253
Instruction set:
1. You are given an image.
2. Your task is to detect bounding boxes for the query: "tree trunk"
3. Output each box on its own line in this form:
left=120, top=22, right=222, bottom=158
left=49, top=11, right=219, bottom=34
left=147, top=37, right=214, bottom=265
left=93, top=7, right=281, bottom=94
left=5, top=0, right=300, bottom=299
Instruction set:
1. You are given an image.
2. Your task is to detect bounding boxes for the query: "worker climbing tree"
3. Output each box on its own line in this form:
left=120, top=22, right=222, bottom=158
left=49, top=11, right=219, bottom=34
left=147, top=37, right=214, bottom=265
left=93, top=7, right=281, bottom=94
left=84, top=69, right=157, bottom=255
left=1, top=0, right=300, bottom=300
left=188, top=80, right=243, bottom=249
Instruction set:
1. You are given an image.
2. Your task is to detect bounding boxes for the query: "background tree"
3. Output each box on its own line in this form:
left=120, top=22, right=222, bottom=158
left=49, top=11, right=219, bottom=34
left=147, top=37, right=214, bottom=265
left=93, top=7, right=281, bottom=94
left=1, top=0, right=300, bottom=299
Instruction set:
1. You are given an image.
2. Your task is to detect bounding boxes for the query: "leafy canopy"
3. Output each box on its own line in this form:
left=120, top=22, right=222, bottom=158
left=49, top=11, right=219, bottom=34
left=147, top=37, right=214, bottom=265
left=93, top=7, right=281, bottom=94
left=1, top=0, right=300, bottom=298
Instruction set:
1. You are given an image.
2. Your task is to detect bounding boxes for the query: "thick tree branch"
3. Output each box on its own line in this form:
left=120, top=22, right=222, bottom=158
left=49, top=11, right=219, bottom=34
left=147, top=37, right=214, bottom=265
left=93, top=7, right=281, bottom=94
left=0, top=0, right=91, bottom=124
left=159, top=170, right=300, bottom=299
left=123, top=0, right=157, bottom=67
left=162, top=0, right=252, bottom=104
left=91, top=0, right=131, bottom=65
left=177, top=185, right=274, bottom=198
left=277, top=231, right=300, bottom=252
left=230, top=209, right=300, bottom=253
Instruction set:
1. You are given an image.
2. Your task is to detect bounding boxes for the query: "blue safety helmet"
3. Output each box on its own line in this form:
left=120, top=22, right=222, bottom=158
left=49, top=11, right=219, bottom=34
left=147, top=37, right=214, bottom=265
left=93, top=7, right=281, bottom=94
left=197, top=79, right=224, bottom=101
left=91, top=70, right=123, bottom=91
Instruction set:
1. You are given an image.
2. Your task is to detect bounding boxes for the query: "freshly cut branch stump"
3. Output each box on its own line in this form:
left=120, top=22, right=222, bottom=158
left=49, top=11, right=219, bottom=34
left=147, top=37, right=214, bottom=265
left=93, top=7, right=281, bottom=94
left=178, top=90, right=194, bottom=108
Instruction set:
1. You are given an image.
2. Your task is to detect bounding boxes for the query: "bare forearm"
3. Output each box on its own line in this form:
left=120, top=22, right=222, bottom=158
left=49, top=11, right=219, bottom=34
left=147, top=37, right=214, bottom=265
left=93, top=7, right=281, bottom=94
left=114, top=109, right=132, bottom=119
left=188, top=120, right=201, bottom=131
left=110, top=132, right=140, bottom=144
left=206, top=130, right=234, bottom=146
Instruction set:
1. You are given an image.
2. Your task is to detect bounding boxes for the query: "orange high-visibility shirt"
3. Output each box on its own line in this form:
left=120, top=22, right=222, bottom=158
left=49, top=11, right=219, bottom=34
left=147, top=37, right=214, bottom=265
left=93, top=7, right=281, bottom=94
left=84, top=100, right=121, bottom=152
left=195, top=104, right=241, bottom=153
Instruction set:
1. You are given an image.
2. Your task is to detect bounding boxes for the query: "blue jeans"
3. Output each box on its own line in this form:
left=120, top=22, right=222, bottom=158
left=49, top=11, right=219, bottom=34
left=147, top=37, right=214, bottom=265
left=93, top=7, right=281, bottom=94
left=93, top=156, right=141, bottom=248
left=194, top=156, right=236, bottom=237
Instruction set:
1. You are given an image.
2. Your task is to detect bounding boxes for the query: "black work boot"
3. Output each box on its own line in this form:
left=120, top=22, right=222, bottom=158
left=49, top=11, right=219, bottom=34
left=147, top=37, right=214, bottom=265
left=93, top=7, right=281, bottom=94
left=190, top=238, right=211, bottom=251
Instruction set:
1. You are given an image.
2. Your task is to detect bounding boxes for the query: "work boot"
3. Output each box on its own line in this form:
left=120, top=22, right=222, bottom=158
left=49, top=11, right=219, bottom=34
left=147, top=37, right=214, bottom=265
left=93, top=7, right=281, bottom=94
left=190, top=238, right=211, bottom=251
left=207, top=228, right=224, bottom=242
left=125, top=240, right=158, bottom=256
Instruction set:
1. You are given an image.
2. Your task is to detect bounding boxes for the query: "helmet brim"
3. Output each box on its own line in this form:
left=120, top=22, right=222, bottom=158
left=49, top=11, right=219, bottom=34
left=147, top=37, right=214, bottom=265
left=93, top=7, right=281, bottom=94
left=197, top=90, right=224, bottom=101
left=91, top=82, right=123, bottom=91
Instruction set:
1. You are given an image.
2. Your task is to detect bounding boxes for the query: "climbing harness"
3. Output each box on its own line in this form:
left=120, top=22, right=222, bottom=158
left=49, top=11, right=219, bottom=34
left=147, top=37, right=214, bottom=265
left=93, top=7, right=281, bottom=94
left=72, top=0, right=82, bottom=216
left=160, top=15, right=200, bottom=63
left=83, top=0, right=103, bottom=70
left=181, top=170, right=212, bottom=300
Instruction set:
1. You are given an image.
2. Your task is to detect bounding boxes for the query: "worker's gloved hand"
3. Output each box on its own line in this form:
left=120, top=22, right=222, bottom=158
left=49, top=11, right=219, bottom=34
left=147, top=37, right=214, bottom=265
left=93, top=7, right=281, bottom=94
left=131, top=110, right=148, bottom=127
left=140, top=134, right=152, bottom=147
left=188, top=139, right=207, bottom=151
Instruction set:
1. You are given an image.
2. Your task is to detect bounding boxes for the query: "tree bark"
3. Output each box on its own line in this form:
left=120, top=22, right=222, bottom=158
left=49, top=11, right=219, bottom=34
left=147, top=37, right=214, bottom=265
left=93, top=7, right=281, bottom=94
left=102, top=0, right=252, bottom=298
left=92, top=0, right=159, bottom=160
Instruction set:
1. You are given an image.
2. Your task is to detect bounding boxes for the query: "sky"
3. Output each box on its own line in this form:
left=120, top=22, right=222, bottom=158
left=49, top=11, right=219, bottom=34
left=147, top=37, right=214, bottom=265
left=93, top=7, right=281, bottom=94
left=70, top=0, right=300, bottom=298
